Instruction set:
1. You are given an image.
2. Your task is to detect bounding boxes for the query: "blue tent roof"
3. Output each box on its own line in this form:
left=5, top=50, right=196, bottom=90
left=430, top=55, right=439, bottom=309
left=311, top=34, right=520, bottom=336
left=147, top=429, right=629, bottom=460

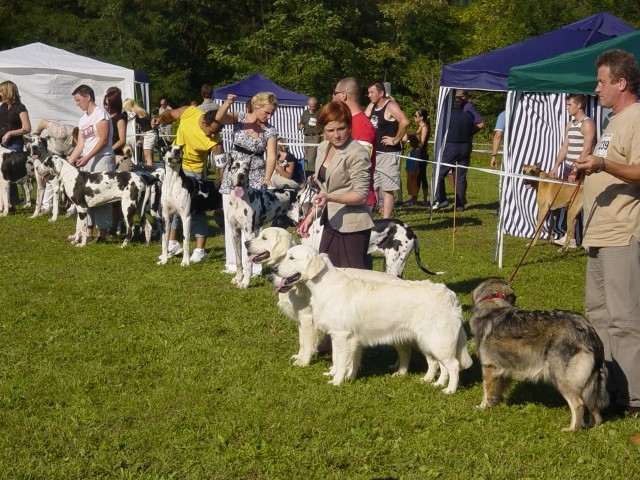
left=213, top=72, right=308, bottom=106
left=440, top=12, right=635, bottom=91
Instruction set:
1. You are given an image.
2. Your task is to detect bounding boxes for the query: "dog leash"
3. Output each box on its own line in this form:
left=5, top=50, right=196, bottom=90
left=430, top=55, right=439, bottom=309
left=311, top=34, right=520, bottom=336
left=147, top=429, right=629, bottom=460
left=509, top=172, right=583, bottom=283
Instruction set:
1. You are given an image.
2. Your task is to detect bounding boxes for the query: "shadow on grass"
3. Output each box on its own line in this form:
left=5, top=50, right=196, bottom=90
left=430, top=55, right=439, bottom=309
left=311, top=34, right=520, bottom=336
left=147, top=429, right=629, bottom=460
left=353, top=346, right=484, bottom=390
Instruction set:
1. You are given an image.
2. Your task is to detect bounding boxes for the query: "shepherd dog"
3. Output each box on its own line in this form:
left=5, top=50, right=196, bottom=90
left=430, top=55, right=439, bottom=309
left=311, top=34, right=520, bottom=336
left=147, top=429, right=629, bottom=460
left=470, top=278, right=609, bottom=431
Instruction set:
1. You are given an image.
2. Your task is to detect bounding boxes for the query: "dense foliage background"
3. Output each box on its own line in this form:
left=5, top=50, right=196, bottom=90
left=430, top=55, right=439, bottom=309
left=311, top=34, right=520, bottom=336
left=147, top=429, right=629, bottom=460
left=1, top=0, right=640, bottom=122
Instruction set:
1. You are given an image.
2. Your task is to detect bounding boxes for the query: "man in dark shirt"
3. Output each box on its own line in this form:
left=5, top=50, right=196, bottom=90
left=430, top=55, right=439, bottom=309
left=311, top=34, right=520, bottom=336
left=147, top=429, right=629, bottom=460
left=435, top=96, right=474, bottom=212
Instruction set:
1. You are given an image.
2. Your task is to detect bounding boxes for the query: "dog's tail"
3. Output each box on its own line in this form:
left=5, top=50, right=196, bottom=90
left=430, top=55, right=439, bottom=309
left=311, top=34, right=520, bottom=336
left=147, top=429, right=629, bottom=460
left=413, top=237, right=444, bottom=276
left=583, top=358, right=610, bottom=415
left=456, top=324, right=473, bottom=370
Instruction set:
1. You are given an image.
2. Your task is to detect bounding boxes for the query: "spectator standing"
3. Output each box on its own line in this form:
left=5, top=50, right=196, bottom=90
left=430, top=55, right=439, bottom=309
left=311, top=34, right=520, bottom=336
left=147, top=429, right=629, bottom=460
left=298, top=96, right=320, bottom=170
left=332, top=77, right=377, bottom=212
left=68, top=84, right=115, bottom=243
left=456, top=89, right=485, bottom=131
left=413, top=108, right=431, bottom=205
left=365, top=82, right=409, bottom=218
left=549, top=94, right=596, bottom=180
left=574, top=49, right=640, bottom=417
left=490, top=110, right=505, bottom=168
left=198, top=84, right=218, bottom=113
left=104, top=87, right=128, bottom=235
left=434, top=96, right=474, bottom=212
left=404, top=134, right=421, bottom=205
left=0, top=80, right=31, bottom=208
left=158, top=98, right=172, bottom=139
left=152, top=104, right=224, bottom=263
left=123, top=98, right=156, bottom=166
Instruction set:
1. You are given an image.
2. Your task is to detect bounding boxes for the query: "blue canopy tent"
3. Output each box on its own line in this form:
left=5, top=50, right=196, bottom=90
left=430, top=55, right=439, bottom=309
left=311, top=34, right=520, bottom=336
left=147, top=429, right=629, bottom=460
left=213, top=73, right=309, bottom=157
left=432, top=12, right=635, bottom=264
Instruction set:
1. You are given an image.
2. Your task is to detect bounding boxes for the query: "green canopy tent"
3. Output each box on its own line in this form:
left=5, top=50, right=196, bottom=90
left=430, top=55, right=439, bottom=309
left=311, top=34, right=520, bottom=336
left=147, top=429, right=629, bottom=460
left=509, top=30, right=640, bottom=93
left=495, top=29, right=639, bottom=267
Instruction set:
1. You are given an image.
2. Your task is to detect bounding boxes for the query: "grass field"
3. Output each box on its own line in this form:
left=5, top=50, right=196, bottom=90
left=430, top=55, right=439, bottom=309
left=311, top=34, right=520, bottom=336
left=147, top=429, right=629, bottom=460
left=1, top=155, right=639, bottom=479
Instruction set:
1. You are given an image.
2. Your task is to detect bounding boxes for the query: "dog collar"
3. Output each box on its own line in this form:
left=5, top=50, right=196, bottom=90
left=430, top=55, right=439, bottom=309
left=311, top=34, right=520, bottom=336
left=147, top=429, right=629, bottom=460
left=480, top=292, right=506, bottom=302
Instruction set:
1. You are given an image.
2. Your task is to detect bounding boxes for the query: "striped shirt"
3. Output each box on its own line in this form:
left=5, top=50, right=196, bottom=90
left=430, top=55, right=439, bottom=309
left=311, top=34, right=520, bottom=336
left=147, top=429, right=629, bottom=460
left=564, top=117, right=589, bottom=167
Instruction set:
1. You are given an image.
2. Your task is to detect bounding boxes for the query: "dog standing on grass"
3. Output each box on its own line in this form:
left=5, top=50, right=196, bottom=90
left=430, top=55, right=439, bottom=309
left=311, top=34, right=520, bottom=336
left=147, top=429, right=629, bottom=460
left=0, top=147, right=34, bottom=216
left=37, top=154, right=155, bottom=247
left=470, top=278, right=609, bottom=432
left=522, top=163, right=583, bottom=252
left=272, top=244, right=472, bottom=390
left=157, top=145, right=222, bottom=266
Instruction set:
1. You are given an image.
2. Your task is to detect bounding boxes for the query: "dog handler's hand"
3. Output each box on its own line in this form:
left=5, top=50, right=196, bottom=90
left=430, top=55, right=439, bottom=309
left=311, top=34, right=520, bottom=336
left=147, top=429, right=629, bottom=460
left=574, top=155, right=604, bottom=176
left=313, top=192, right=328, bottom=208
left=296, top=214, right=313, bottom=238
left=225, top=94, right=236, bottom=104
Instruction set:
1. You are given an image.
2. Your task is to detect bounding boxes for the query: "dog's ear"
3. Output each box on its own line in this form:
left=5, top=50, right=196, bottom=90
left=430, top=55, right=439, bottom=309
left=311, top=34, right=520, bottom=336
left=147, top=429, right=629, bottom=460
left=535, top=162, right=542, bottom=170
left=305, top=252, right=326, bottom=279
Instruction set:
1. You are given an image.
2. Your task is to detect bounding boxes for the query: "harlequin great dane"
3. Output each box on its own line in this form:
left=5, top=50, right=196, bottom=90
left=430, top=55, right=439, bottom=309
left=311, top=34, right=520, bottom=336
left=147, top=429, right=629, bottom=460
left=288, top=178, right=443, bottom=277
left=227, top=156, right=297, bottom=288
left=26, top=133, right=76, bottom=221
left=0, top=146, right=34, bottom=216
left=37, top=154, right=156, bottom=247
left=157, top=145, right=223, bottom=267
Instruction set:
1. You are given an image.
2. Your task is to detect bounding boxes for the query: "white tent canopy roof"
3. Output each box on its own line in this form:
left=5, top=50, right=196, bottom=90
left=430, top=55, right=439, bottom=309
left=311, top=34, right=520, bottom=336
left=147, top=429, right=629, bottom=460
left=0, top=42, right=149, bottom=128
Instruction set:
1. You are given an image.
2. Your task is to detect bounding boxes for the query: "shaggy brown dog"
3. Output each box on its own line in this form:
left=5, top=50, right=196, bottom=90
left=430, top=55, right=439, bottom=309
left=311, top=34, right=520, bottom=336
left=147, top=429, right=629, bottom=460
left=470, top=278, right=609, bottom=432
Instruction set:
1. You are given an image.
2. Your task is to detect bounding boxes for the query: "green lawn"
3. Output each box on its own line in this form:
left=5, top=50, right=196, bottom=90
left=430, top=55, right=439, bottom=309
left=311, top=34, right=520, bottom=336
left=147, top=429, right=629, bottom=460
left=1, top=156, right=639, bottom=479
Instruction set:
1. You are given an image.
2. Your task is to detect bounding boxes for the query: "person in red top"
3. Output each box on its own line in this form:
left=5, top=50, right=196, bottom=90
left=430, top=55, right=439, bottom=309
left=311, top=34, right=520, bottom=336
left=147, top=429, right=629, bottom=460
left=332, top=77, right=377, bottom=212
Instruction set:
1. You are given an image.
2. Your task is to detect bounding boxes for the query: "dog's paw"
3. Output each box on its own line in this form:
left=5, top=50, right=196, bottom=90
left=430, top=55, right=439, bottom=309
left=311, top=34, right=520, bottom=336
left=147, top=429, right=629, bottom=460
left=291, top=355, right=311, bottom=367
left=157, top=258, right=168, bottom=266
left=180, top=259, right=190, bottom=267
left=442, top=387, right=456, bottom=394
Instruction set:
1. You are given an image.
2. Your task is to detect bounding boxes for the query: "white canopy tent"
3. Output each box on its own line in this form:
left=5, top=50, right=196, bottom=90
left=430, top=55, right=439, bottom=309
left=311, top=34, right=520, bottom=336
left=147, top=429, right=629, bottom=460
left=0, top=42, right=149, bottom=153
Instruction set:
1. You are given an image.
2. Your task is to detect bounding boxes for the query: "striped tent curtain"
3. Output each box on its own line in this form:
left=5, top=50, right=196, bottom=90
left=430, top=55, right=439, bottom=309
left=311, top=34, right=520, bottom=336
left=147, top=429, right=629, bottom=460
left=498, top=91, right=603, bottom=241
left=214, top=100, right=306, bottom=159
left=431, top=87, right=454, bottom=209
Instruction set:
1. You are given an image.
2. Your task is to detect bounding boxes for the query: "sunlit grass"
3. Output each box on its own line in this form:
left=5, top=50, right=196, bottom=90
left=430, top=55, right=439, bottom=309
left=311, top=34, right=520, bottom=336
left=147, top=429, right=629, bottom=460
left=0, top=154, right=638, bottom=478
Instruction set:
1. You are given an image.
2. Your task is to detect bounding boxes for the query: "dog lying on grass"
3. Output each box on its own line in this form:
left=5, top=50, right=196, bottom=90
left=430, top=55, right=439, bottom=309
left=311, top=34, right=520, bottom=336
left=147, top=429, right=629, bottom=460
left=522, top=163, right=583, bottom=252
left=271, top=244, right=472, bottom=390
left=470, top=278, right=609, bottom=431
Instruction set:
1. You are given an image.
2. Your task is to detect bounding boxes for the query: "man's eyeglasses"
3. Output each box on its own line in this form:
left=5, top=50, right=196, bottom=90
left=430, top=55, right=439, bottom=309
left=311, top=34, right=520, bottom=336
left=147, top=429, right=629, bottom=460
left=332, top=90, right=345, bottom=96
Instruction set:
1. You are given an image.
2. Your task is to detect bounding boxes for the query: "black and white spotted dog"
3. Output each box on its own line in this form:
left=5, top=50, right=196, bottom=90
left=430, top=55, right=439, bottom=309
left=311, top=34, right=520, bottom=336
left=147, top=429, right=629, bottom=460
left=228, top=156, right=297, bottom=288
left=26, top=133, right=74, bottom=221
left=157, top=145, right=223, bottom=266
left=289, top=179, right=443, bottom=277
left=0, top=146, right=34, bottom=216
left=37, top=154, right=156, bottom=247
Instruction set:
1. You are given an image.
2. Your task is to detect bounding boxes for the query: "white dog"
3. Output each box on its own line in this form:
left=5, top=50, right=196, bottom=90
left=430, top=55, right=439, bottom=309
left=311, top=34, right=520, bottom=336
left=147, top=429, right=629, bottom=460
left=247, top=227, right=403, bottom=368
left=272, top=244, right=472, bottom=391
left=157, top=145, right=222, bottom=266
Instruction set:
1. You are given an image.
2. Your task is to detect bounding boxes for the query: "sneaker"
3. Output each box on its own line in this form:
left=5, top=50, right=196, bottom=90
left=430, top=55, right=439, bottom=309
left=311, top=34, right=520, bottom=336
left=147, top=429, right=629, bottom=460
left=455, top=206, right=465, bottom=212
left=190, top=248, right=208, bottom=263
left=431, top=200, right=449, bottom=211
left=158, top=241, right=183, bottom=260
left=553, top=235, right=567, bottom=246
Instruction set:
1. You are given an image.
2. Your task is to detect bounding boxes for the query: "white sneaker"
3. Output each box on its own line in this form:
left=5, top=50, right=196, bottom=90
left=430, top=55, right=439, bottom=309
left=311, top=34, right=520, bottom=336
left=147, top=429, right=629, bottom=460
left=190, top=248, right=208, bottom=263
left=158, top=241, right=183, bottom=260
left=553, top=235, right=567, bottom=246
